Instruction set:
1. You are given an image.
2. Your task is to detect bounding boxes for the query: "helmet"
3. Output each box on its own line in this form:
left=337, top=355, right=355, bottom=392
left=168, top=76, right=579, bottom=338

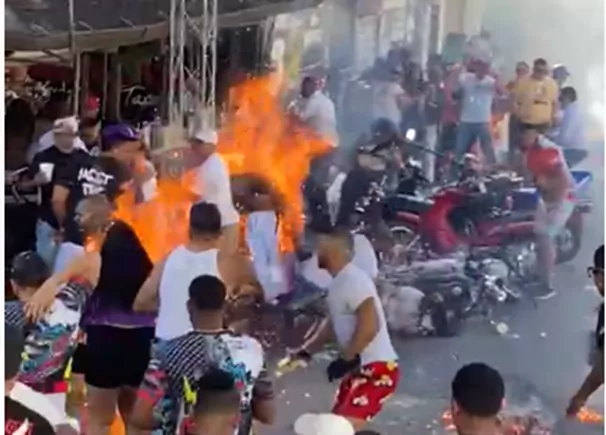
left=552, top=64, right=570, bottom=81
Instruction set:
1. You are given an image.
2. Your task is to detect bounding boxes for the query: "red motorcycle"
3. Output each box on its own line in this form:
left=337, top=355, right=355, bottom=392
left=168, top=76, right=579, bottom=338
left=388, top=171, right=591, bottom=273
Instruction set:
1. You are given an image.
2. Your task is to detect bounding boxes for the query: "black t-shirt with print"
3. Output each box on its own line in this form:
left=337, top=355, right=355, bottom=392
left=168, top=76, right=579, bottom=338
left=30, top=147, right=91, bottom=229
left=5, top=396, right=56, bottom=435
left=55, top=155, right=131, bottom=245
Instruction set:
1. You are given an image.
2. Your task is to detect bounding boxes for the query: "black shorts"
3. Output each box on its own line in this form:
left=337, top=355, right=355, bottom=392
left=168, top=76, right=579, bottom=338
left=83, top=325, right=154, bottom=389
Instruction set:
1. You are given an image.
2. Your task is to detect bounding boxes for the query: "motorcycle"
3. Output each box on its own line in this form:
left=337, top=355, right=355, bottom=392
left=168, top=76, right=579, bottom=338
left=385, top=169, right=592, bottom=268
left=380, top=252, right=518, bottom=337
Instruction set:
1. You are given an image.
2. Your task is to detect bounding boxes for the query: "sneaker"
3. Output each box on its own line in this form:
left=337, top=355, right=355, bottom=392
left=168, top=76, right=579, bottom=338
left=534, top=284, right=557, bottom=301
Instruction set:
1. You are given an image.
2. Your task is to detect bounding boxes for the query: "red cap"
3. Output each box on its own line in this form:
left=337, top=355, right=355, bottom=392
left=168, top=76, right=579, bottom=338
left=85, top=96, right=100, bottom=112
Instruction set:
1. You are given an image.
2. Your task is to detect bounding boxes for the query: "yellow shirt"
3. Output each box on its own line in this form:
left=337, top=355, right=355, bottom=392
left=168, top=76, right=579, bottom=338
left=512, top=76, right=559, bottom=125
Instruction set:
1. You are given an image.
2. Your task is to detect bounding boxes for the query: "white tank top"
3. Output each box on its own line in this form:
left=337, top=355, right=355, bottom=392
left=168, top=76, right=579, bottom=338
left=155, top=246, right=221, bottom=340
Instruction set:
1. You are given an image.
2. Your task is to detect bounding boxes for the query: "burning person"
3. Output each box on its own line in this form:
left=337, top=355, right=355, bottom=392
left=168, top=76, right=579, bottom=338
left=566, top=245, right=604, bottom=418
left=244, top=178, right=288, bottom=302
left=450, top=363, right=504, bottom=435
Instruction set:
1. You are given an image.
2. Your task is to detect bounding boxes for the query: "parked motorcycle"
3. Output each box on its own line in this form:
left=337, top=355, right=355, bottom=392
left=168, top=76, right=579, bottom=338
left=385, top=170, right=592, bottom=268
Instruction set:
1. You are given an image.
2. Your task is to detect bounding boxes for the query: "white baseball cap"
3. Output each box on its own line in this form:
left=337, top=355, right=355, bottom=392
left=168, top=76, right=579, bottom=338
left=53, top=116, right=78, bottom=135
left=294, top=413, right=355, bottom=435
left=192, top=129, right=218, bottom=145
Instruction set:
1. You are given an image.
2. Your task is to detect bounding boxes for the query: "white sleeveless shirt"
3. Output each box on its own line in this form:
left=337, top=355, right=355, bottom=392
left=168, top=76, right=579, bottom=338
left=155, top=246, right=221, bottom=340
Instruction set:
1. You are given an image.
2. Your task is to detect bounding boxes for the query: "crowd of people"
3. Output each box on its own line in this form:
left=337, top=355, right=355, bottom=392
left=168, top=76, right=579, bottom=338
left=3, top=40, right=602, bottom=435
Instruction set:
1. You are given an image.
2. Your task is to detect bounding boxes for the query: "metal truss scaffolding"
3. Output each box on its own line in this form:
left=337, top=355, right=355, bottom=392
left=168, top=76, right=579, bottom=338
left=168, top=0, right=218, bottom=130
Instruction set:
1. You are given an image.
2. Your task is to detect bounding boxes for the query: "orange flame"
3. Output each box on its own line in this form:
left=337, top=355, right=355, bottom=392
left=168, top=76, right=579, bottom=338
left=115, top=73, right=330, bottom=262
left=576, top=406, right=604, bottom=424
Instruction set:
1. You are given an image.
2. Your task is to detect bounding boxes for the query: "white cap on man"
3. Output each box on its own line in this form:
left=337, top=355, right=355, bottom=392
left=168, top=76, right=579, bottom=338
left=294, top=413, right=355, bottom=435
left=192, top=129, right=218, bottom=145
left=53, top=116, right=79, bottom=135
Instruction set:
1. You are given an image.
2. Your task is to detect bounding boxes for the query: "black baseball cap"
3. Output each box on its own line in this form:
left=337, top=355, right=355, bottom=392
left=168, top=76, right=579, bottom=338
left=10, top=251, right=50, bottom=288
left=5, top=324, right=24, bottom=380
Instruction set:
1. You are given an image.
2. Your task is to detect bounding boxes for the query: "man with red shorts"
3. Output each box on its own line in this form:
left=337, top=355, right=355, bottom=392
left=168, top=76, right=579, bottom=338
left=295, top=227, right=399, bottom=431
left=520, top=124, right=575, bottom=299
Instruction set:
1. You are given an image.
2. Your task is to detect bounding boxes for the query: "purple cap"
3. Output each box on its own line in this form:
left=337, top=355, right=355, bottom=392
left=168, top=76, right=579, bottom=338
left=102, top=123, right=140, bottom=149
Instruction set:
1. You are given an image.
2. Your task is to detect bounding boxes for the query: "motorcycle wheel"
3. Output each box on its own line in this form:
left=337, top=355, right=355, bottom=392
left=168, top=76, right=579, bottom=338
left=555, top=221, right=582, bottom=264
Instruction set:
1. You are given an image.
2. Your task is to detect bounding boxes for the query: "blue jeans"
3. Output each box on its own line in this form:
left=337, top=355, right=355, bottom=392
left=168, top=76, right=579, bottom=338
left=455, top=122, right=495, bottom=164
left=35, top=220, right=58, bottom=267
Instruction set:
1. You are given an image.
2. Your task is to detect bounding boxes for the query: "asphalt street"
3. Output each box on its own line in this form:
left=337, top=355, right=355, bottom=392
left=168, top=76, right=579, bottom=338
left=261, top=142, right=605, bottom=435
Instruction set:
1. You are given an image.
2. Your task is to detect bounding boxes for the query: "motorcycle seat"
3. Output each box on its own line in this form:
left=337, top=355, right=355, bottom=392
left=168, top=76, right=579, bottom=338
left=388, top=194, right=434, bottom=215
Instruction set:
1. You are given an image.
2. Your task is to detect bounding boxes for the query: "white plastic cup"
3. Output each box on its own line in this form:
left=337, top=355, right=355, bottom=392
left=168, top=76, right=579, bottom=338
left=39, top=163, right=55, bottom=182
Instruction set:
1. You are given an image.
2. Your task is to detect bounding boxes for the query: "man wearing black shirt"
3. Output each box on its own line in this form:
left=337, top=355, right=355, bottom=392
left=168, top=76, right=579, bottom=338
left=51, top=123, right=139, bottom=273
left=5, top=324, right=56, bottom=435
left=24, top=118, right=90, bottom=268
left=567, top=245, right=604, bottom=417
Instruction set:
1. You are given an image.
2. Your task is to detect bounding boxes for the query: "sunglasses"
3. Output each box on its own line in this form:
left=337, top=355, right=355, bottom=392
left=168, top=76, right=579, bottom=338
left=587, top=267, right=604, bottom=278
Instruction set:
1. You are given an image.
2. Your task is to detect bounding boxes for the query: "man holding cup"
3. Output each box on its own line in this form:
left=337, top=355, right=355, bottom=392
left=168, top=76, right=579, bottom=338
left=24, top=117, right=90, bottom=266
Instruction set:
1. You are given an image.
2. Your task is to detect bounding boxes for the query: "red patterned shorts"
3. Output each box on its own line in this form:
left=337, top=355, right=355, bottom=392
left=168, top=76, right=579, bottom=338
left=332, top=361, right=400, bottom=421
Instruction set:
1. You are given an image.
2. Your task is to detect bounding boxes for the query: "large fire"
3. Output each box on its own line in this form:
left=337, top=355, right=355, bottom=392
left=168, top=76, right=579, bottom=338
left=115, top=73, right=330, bottom=262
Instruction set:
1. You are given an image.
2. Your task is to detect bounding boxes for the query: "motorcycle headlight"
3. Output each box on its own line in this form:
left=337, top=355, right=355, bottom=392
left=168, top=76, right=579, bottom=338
left=451, top=286, right=463, bottom=296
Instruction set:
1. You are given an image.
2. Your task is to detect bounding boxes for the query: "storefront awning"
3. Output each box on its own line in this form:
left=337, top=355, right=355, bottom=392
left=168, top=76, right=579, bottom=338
left=5, top=0, right=322, bottom=52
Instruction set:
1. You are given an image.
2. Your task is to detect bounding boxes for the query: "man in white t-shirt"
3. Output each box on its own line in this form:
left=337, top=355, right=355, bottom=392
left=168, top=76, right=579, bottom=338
left=292, top=76, right=338, bottom=147
left=295, top=229, right=399, bottom=432
left=372, top=70, right=408, bottom=129
left=189, top=129, right=240, bottom=256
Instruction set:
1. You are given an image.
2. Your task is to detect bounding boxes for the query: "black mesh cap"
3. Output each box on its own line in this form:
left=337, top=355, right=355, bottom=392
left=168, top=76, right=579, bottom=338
left=10, top=251, right=50, bottom=288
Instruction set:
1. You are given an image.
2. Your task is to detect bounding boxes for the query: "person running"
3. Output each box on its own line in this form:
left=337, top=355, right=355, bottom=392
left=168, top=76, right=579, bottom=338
left=129, top=275, right=275, bottom=435
left=294, top=228, right=398, bottom=432
left=189, top=129, right=240, bottom=257
left=25, top=194, right=154, bottom=435
left=51, top=123, right=137, bottom=274
left=5, top=324, right=56, bottom=435
left=5, top=251, right=88, bottom=401
left=450, top=363, right=504, bottom=435
left=520, top=124, right=575, bottom=299
left=133, top=202, right=259, bottom=341
left=190, top=369, right=242, bottom=435
left=567, top=245, right=604, bottom=417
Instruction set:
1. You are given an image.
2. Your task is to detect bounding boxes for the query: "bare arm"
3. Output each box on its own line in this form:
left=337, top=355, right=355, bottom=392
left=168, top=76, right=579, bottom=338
left=51, top=185, right=70, bottom=229
left=133, top=257, right=166, bottom=312
left=25, top=252, right=100, bottom=321
left=251, top=364, right=276, bottom=425
left=576, top=348, right=604, bottom=400
left=342, top=297, right=379, bottom=361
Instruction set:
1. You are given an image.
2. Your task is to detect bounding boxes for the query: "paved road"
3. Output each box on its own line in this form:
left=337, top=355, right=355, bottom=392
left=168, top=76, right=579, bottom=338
left=261, top=142, right=605, bottom=435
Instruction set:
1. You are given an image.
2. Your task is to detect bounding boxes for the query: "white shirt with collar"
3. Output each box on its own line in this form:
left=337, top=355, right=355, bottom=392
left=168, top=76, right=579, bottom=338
left=299, top=91, right=338, bottom=147
left=192, top=152, right=240, bottom=226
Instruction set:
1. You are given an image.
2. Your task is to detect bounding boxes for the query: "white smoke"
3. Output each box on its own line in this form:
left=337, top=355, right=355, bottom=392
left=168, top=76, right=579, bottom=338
left=484, top=0, right=605, bottom=130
